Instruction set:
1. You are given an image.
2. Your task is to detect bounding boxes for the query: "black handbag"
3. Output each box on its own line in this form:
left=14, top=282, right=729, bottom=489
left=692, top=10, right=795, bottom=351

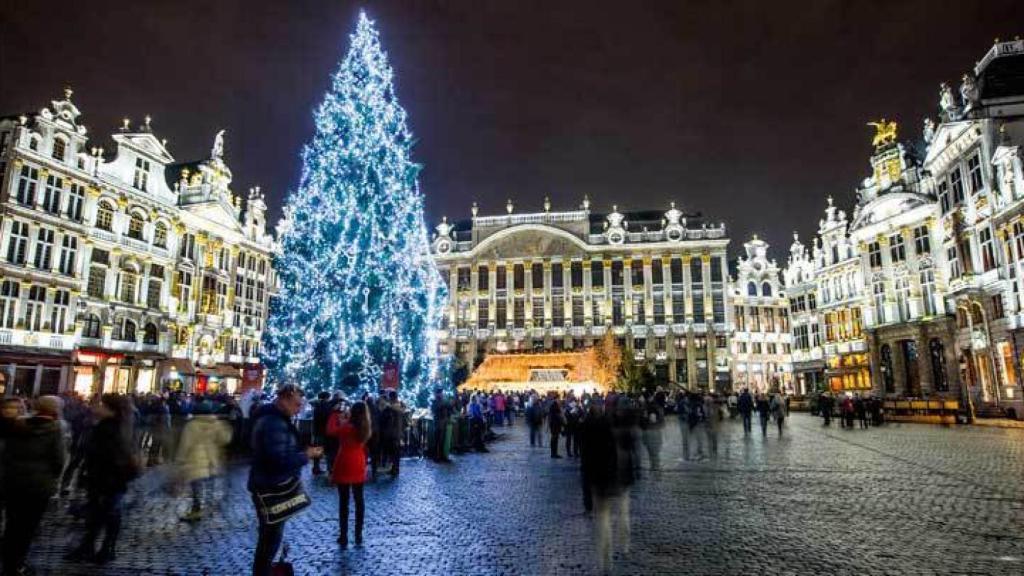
left=253, top=477, right=311, bottom=525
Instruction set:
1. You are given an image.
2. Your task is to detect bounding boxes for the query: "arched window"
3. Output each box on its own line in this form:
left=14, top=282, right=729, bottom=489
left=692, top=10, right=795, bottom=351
left=120, top=269, right=138, bottom=304
left=128, top=212, right=145, bottom=240
left=153, top=222, right=168, bottom=248
left=762, top=282, right=773, bottom=297
left=122, top=319, right=136, bottom=342
left=747, top=282, right=757, bottom=296
left=873, top=280, right=887, bottom=324
left=881, top=344, right=895, bottom=392
left=83, top=314, right=102, bottom=339
left=930, top=338, right=949, bottom=392
left=52, top=137, right=67, bottom=161
left=96, top=201, right=114, bottom=231
left=143, top=322, right=158, bottom=345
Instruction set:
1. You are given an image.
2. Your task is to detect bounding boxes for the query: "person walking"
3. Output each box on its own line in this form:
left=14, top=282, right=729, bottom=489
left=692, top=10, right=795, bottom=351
left=175, top=404, right=232, bottom=522
left=328, top=401, right=371, bottom=548
left=548, top=399, right=565, bottom=458
left=640, top=394, right=664, bottom=471
left=687, top=393, right=706, bottom=460
left=68, top=394, right=140, bottom=565
left=703, top=394, right=720, bottom=457
left=468, top=394, right=488, bottom=452
left=247, top=385, right=320, bottom=576
left=526, top=395, right=544, bottom=448
left=737, top=388, right=754, bottom=435
left=564, top=400, right=581, bottom=457
left=755, top=393, right=771, bottom=437
left=378, top=390, right=404, bottom=477
left=855, top=394, right=869, bottom=429
left=430, top=388, right=452, bottom=462
left=310, top=392, right=333, bottom=476
left=841, top=394, right=855, bottom=429
left=770, top=393, right=787, bottom=437
left=820, top=392, right=833, bottom=426
left=1, top=396, right=65, bottom=576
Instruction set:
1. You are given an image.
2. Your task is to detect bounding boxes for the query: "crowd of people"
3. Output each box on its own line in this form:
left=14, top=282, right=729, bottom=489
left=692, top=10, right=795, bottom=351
left=0, top=382, right=809, bottom=576
left=816, top=391, right=885, bottom=428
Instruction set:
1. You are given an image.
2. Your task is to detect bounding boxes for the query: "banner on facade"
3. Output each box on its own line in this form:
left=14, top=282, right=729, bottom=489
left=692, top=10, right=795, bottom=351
left=242, top=364, right=264, bottom=392
left=381, top=361, right=399, bottom=391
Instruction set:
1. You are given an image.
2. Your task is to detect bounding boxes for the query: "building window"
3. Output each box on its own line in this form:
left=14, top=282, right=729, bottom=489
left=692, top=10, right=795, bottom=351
left=747, top=282, right=757, bottom=296
left=496, top=299, right=507, bottom=326
left=153, top=222, right=168, bottom=248
left=552, top=263, right=564, bottom=288
left=25, top=285, right=46, bottom=331
left=477, top=265, right=489, bottom=291
left=967, top=153, right=983, bottom=194
left=938, top=181, right=950, bottom=214
left=889, top=234, right=906, bottom=263
left=82, top=314, right=101, bottom=339
left=511, top=264, right=523, bottom=291
left=128, top=213, right=145, bottom=240
left=632, top=293, right=645, bottom=324
left=114, top=319, right=136, bottom=342
left=143, top=323, right=159, bottom=345
left=179, top=233, right=195, bottom=260
left=552, top=297, right=565, bottom=325
left=87, top=265, right=106, bottom=298
left=913, top=226, right=930, bottom=255
left=147, top=278, right=162, bottom=309
left=762, top=282, right=772, bottom=297
left=881, top=344, right=895, bottom=392
left=894, top=276, right=910, bottom=321
left=0, top=281, right=19, bottom=328
left=868, top=241, right=882, bottom=268
left=992, top=294, right=1005, bottom=319
left=591, top=298, right=603, bottom=325
left=712, top=292, right=725, bottom=323
left=611, top=261, right=623, bottom=286
left=52, top=138, right=66, bottom=161
left=6, top=221, right=29, bottom=265
left=930, top=339, right=949, bottom=392
left=67, top=183, right=85, bottom=221
left=120, top=270, right=138, bottom=304
left=920, top=269, right=936, bottom=316
left=512, top=299, right=525, bottom=328
left=496, top=265, right=506, bottom=290
left=873, top=280, right=887, bottom=324
left=651, top=259, right=663, bottom=285
left=133, top=157, right=150, bottom=191
left=477, top=300, right=489, bottom=328
left=16, top=165, right=38, bottom=206
left=571, top=261, right=583, bottom=288
left=590, top=261, right=603, bottom=289
left=33, top=228, right=54, bottom=270
left=630, top=259, right=644, bottom=286
left=612, top=297, right=624, bottom=325
left=980, top=227, right=996, bottom=271
left=42, top=175, right=62, bottom=214
left=950, top=167, right=965, bottom=205
left=51, top=289, right=69, bottom=333
left=947, top=247, right=961, bottom=279
left=95, top=202, right=114, bottom=231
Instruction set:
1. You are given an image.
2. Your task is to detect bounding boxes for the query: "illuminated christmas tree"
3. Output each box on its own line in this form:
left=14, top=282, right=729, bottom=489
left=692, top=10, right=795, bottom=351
left=263, top=12, right=447, bottom=402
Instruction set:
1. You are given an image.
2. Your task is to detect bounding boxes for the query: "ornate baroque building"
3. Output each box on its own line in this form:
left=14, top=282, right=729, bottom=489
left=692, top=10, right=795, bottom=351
left=431, top=199, right=734, bottom=391
left=0, top=90, right=277, bottom=397
left=730, top=237, right=792, bottom=392
left=784, top=232, right=824, bottom=395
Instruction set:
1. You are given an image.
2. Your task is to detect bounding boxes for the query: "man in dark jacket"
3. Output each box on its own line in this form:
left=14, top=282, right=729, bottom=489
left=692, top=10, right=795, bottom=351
left=378, top=390, right=405, bottom=477
left=1, top=395, right=66, bottom=576
left=310, top=391, right=332, bottom=475
left=548, top=400, right=565, bottom=458
left=430, top=388, right=451, bottom=462
left=737, top=388, right=754, bottom=435
left=249, top=385, right=320, bottom=576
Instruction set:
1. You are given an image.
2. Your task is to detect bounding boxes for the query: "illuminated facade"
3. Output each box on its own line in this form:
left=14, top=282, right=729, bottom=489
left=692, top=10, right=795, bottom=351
left=930, top=39, right=1024, bottom=416
left=730, top=237, right=792, bottom=393
left=783, top=232, right=824, bottom=395
left=431, top=199, right=734, bottom=391
left=0, top=91, right=276, bottom=397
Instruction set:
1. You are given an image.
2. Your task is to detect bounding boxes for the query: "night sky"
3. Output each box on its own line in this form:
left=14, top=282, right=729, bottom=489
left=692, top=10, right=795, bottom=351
left=3, top=0, right=1023, bottom=261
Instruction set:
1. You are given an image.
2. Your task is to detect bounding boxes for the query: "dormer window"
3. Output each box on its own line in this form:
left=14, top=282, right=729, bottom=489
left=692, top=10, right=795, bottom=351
left=133, top=157, right=150, bottom=191
left=52, top=138, right=66, bottom=161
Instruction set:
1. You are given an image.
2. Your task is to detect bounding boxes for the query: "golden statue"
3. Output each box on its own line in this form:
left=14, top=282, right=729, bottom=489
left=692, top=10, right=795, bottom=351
left=867, top=119, right=898, bottom=148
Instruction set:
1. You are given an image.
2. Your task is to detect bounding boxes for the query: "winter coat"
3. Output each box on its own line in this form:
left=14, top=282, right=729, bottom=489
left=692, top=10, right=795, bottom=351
left=176, top=415, right=232, bottom=483
left=548, top=403, right=565, bottom=433
left=1, top=416, right=66, bottom=497
left=84, top=417, right=138, bottom=495
left=328, top=417, right=367, bottom=485
left=248, top=404, right=308, bottom=491
left=580, top=412, right=621, bottom=496
left=378, top=401, right=405, bottom=442
left=737, top=392, right=754, bottom=415
left=771, top=395, right=787, bottom=419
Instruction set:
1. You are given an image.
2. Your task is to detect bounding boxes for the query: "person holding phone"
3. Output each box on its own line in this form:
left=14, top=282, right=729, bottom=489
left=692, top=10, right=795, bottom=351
left=328, top=401, right=371, bottom=548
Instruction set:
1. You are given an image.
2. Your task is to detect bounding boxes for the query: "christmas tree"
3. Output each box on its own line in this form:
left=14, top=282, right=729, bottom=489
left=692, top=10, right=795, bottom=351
left=262, top=12, right=447, bottom=402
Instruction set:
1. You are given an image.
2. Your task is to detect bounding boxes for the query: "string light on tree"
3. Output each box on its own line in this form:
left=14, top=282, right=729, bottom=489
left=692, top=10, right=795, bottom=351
left=262, top=11, right=448, bottom=403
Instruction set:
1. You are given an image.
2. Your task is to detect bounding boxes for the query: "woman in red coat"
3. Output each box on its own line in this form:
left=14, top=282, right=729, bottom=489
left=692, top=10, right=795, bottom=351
left=327, top=401, right=371, bottom=547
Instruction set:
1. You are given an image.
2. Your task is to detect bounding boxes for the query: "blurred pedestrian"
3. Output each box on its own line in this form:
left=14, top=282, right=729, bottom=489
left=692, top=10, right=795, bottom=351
left=329, top=401, right=371, bottom=548
left=310, top=391, right=333, bottom=475
left=755, top=393, right=771, bottom=437
left=378, top=390, right=404, bottom=477
left=68, top=394, right=140, bottom=565
left=1, top=395, right=65, bottom=576
left=548, top=399, right=565, bottom=458
left=176, top=405, right=232, bottom=522
left=737, top=388, right=754, bottom=435
left=770, top=393, right=786, bottom=437
left=703, top=394, right=720, bottom=457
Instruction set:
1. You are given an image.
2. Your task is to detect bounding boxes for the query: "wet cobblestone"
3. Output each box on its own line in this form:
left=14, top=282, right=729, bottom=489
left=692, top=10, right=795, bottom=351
left=23, top=414, right=1024, bottom=575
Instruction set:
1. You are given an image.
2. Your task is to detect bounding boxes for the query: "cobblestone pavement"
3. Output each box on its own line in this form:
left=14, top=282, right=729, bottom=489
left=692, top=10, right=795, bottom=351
left=22, top=414, right=1024, bottom=575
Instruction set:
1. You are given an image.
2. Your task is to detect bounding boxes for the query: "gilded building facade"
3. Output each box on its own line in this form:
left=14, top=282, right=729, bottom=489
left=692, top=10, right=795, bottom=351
left=431, top=200, right=733, bottom=391
left=0, top=90, right=276, bottom=397
left=783, top=232, right=825, bottom=395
